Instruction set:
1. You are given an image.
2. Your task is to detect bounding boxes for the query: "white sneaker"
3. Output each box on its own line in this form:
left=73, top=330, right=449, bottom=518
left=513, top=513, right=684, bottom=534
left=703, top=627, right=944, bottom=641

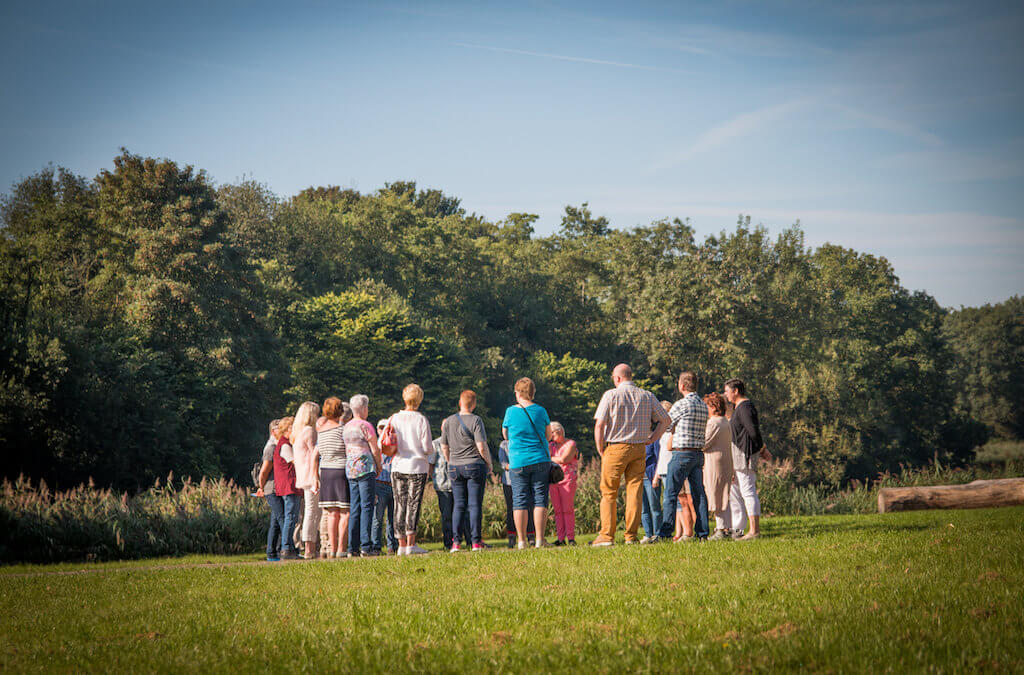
left=407, top=545, right=429, bottom=555
left=517, top=540, right=529, bottom=550
left=397, top=546, right=408, bottom=556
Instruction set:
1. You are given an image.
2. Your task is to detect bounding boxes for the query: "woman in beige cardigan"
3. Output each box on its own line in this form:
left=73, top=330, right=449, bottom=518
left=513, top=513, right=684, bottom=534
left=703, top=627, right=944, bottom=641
left=702, top=392, right=734, bottom=541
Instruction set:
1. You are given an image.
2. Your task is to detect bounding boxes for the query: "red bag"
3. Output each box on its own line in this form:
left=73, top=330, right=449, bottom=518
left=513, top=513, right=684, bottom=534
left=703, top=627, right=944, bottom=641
left=380, top=417, right=398, bottom=457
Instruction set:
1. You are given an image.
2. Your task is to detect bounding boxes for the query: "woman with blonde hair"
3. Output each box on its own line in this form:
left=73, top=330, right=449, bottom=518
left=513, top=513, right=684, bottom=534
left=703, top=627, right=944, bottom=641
left=291, top=401, right=321, bottom=559
left=316, top=397, right=353, bottom=558
left=502, top=377, right=552, bottom=549
left=389, top=384, right=434, bottom=555
left=272, top=416, right=301, bottom=560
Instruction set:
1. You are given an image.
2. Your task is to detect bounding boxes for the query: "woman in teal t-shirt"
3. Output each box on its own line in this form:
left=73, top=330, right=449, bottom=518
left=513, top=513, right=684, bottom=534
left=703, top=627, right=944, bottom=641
left=502, top=377, right=552, bottom=549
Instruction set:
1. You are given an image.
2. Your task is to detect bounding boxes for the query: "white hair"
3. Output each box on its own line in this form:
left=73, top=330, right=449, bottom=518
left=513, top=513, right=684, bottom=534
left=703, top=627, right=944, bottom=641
left=549, top=421, right=565, bottom=437
left=349, top=394, right=369, bottom=413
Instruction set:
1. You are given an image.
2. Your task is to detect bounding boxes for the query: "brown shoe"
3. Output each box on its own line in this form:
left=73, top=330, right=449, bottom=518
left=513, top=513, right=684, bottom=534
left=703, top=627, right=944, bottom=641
left=590, top=537, right=615, bottom=547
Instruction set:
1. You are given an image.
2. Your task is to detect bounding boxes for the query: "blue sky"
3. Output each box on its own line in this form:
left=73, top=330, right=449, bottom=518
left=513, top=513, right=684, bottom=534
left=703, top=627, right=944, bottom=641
left=2, top=1, right=1022, bottom=307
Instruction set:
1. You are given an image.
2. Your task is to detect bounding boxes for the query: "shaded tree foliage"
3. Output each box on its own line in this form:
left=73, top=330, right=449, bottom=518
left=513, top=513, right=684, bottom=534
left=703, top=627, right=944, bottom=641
left=0, top=153, right=996, bottom=490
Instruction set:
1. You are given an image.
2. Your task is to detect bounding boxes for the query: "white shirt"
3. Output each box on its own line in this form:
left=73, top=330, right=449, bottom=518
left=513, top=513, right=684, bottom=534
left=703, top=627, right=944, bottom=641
left=390, top=409, right=435, bottom=474
left=655, top=431, right=672, bottom=476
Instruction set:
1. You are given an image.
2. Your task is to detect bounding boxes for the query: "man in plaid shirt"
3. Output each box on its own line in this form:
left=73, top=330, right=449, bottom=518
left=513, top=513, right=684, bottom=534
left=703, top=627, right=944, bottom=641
left=656, top=371, right=711, bottom=542
left=592, top=363, right=672, bottom=546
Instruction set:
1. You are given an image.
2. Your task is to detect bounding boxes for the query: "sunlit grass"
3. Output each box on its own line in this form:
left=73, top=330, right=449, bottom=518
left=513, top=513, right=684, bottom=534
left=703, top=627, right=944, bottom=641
left=2, top=507, right=1021, bottom=672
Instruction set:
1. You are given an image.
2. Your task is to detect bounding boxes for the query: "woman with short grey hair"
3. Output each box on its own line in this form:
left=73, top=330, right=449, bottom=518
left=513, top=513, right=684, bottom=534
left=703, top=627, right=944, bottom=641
left=344, top=394, right=382, bottom=556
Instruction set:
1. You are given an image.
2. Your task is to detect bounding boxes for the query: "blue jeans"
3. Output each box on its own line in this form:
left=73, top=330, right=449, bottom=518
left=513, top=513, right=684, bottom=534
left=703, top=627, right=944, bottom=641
left=510, top=461, right=551, bottom=510
left=658, top=451, right=709, bottom=539
left=641, top=477, right=662, bottom=538
left=348, top=474, right=376, bottom=554
left=265, top=494, right=284, bottom=556
left=371, top=481, right=398, bottom=552
left=450, top=462, right=487, bottom=545
left=281, top=493, right=302, bottom=553
left=437, top=489, right=471, bottom=549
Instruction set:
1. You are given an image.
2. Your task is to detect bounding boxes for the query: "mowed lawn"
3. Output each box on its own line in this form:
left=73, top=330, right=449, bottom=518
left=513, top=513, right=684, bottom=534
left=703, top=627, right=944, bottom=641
left=2, top=508, right=1022, bottom=673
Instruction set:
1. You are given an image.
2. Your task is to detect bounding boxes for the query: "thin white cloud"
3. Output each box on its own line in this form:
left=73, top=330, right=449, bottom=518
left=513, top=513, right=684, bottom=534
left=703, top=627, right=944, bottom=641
left=451, top=42, right=692, bottom=74
left=653, top=97, right=816, bottom=169
left=827, top=103, right=943, bottom=147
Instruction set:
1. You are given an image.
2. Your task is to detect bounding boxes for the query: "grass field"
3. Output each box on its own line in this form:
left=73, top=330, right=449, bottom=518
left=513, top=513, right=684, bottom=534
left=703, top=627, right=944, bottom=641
left=2, top=508, right=1022, bottom=673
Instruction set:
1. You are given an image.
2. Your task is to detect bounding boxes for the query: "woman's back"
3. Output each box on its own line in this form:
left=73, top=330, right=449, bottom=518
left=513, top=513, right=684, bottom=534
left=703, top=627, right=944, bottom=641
left=502, top=404, right=550, bottom=468
left=391, top=410, right=433, bottom=474
left=317, top=425, right=345, bottom=470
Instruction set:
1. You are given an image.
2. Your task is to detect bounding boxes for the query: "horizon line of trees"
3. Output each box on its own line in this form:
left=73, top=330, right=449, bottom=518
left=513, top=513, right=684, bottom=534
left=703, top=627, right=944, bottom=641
left=1, top=150, right=1020, bottom=491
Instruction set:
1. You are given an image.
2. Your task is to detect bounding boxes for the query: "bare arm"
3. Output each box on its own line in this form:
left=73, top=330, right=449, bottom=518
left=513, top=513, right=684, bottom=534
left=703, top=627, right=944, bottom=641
left=552, top=440, right=577, bottom=465
left=477, top=441, right=492, bottom=471
left=594, top=419, right=607, bottom=457
left=256, top=460, right=273, bottom=496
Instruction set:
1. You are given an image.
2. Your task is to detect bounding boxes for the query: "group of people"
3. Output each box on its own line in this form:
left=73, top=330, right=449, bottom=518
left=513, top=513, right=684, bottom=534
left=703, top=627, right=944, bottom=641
left=254, top=364, right=767, bottom=560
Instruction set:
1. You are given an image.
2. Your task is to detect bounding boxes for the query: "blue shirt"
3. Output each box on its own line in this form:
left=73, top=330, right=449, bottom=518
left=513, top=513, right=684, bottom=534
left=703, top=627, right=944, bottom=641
left=644, top=441, right=660, bottom=481
left=498, top=441, right=511, bottom=486
left=377, top=454, right=393, bottom=483
left=502, top=404, right=551, bottom=469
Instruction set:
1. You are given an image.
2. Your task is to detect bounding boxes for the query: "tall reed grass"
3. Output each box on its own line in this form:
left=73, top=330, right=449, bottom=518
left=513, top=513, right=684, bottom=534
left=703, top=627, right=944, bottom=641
left=3, top=458, right=1022, bottom=563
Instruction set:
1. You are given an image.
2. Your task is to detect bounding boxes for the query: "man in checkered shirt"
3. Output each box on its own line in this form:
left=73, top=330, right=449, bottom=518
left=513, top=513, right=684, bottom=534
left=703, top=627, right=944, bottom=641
left=592, top=363, right=672, bottom=546
left=656, top=371, right=711, bottom=542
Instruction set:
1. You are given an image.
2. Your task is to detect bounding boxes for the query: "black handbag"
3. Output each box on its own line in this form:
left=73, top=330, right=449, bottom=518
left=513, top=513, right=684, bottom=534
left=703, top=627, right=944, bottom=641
left=519, top=404, right=563, bottom=484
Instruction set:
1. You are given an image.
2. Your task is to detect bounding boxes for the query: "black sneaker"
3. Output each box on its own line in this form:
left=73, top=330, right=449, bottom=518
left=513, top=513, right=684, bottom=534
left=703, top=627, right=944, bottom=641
left=567, top=539, right=577, bottom=546
left=554, top=540, right=565, bottom=547
left=280, top=550, right=298, bottom=560
left=361, top=550, right=379, bottom=557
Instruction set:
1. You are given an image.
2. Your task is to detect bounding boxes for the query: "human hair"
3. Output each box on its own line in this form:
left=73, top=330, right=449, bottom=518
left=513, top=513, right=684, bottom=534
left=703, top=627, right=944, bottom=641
left=322, top=396, right=343, bottom=420
left=291, top=401, right=320, bottom=441
left=349, top=394, right=369, bottom=414
left=459, top=389, right=477, bottom=408
left=277, top=416, right=295, bottom=440
left=678, top=371, right=697, bottom=392
left=704, top=392, right=726, bottom=416
left=269, top=419, right=281, bottom=436
left=549, top=421, right=565, bottom=437
left=660, top=400, right=672, bottom=412
left=402, top=384, right=423, bottom=409
left=514, top=377, right=535, bottom=400
left=724, top=378, right=746, bottom=397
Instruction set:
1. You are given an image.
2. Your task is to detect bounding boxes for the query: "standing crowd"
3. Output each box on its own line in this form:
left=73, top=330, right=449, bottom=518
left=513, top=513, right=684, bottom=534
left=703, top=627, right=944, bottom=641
left=254, top=365, right=769, bottom=560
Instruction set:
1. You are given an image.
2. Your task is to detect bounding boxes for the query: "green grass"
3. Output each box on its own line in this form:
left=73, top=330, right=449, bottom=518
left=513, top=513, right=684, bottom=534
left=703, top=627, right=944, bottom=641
left=2, top=508, right=1022, bottom=673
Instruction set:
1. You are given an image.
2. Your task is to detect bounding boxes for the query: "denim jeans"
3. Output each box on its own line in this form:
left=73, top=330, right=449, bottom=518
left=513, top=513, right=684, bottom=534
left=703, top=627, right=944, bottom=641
left=658, top=451, right=709, bottom=539
left=450, top=462, right=487, bottom=545
left=347, top=474, right=376, bottom=554
left=436, top=489, right=471, bottom=549
left=281, top=493, right=302, bottom=553
left=265, top=493, right=285, bottom=556
left=371, top=481, right=398, bottom=552
left=641, top=476, right=662, bottom=539
left=510, top=461, right=551, bottom=510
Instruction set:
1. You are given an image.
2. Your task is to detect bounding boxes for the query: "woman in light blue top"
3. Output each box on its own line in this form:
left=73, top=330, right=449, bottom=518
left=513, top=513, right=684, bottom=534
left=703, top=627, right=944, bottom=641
left=501, top=377, right=552, bottom=549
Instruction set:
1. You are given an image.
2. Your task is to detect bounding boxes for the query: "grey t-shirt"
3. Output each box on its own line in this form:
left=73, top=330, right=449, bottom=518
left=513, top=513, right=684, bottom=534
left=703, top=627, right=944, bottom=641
left=260, top=437, right=276, bottom=496
left=441, top=413, right=488, bottom=466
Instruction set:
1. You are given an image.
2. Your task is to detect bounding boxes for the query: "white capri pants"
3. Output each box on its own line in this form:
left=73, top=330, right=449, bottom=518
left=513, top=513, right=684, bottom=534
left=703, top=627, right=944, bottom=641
left=729, top=468, right=761, bottom=533
left=302, top=488, right=321, bottom=542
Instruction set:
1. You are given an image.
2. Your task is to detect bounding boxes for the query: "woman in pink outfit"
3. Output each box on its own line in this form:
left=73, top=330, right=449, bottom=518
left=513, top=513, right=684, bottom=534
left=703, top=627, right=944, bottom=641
left=548, top=422, right=579, bottom=546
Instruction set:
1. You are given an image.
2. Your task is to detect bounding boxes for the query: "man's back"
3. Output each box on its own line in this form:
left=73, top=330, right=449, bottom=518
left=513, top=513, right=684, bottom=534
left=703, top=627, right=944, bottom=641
left=596, top=382, right=665, bottom=445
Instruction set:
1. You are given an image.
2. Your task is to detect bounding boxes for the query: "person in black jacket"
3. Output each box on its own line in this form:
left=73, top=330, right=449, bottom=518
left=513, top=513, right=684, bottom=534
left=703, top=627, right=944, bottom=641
left=724, top=379, right=771, bottom=540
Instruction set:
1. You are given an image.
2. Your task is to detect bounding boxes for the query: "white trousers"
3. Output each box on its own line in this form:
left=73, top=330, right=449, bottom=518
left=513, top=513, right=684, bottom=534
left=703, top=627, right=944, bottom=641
left=302, top=488, right=321, bottom=542
left=714, top=509, right=732, bottom=531
left=729, top=469, right=760, bottom=533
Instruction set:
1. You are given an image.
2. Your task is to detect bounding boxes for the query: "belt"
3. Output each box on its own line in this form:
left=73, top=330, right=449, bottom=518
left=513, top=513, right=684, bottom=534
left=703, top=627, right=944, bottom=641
left=671, top=447, right=702, bottom=452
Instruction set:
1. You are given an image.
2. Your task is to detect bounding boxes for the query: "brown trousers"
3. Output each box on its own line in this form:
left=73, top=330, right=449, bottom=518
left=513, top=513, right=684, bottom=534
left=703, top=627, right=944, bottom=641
left=598, top=443, right=646, bottom=542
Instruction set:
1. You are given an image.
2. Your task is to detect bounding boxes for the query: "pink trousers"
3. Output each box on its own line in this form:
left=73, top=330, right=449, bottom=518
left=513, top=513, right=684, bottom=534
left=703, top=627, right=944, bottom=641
left=549, top=477, right=577, bottom=541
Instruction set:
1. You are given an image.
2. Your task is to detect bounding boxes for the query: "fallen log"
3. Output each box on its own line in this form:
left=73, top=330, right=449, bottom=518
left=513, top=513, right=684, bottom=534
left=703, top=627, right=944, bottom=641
left=878, top=478, right=1024, bottom=513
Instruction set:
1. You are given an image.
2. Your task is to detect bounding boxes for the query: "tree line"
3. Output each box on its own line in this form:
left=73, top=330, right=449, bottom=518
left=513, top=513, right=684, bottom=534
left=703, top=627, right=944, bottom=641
left=1, top=151, right=1019, bottom=490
